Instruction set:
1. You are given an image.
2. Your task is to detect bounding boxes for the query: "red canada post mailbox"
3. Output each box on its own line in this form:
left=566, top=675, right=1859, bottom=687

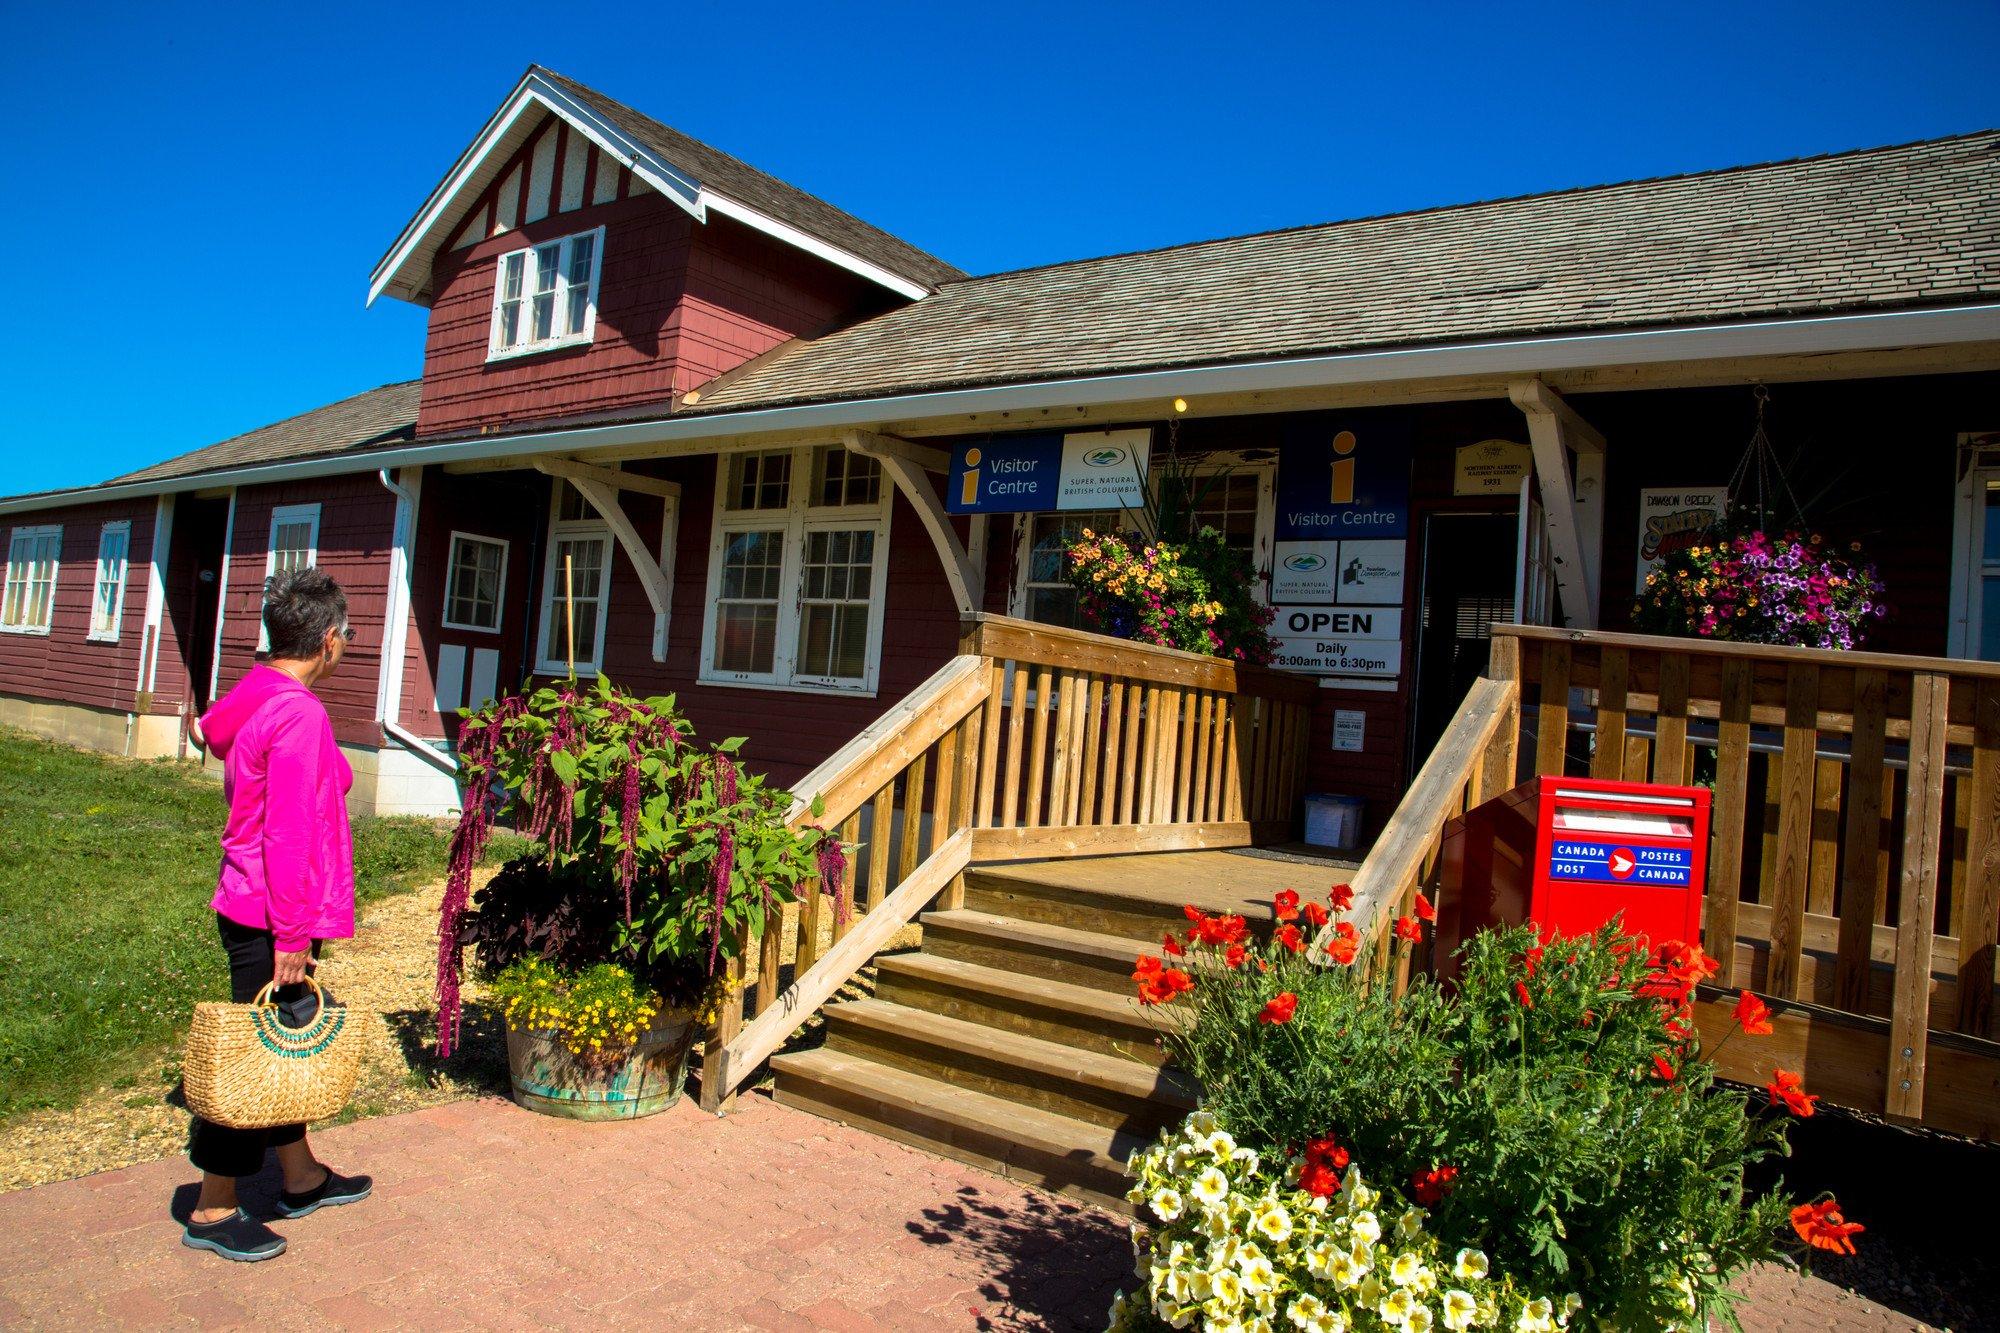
left=1435, top=776, right=1711, bottom=978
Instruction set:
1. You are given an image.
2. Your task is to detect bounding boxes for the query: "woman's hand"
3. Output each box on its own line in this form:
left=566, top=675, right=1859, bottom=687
left=273, top=948, right=310, bottom=987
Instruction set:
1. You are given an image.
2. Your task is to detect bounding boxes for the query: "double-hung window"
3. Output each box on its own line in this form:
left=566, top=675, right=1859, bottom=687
left=442, top=532, right=509, bottom=633
left=259, top=504, right=320, bottom=652
left=1013, top=510, right=1127, bottom=629
left=536, top=483, right=612, bottom=675
left=88, top=521, right=131, bottom=642
left=490, top=226, right=603, bottom=360
left=0, top=525, right=61, bottom=634
left=700, top=446, right=892, bottom=694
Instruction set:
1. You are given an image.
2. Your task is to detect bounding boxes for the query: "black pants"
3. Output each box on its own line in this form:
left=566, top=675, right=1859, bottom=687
left=187, top=914, right=319, bottom=1179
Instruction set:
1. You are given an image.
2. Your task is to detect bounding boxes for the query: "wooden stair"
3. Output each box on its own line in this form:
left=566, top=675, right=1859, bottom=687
left=770, top=850, right=1298, bottom=1211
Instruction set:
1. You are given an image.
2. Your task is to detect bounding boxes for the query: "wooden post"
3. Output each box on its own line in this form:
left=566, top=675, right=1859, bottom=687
left=1767, top=663, right=1819, bottom=1000
left=1652, top=652, right=1692, bottom=786
left=1835, top=670, right=1888, bottom=1011
left=1534, top=642, right=1571, bottom=778
left=1705, top=657, right=1753, bottom=987
left=563, top=551, right=576, bottom=678
left=1887, top=672, right=1949, bottom=1121
left=1959, top=680, right=2000, bottom=1036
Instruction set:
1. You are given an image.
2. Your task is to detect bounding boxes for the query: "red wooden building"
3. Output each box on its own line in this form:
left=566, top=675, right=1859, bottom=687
left=2, top=66, right=1996, bottom=828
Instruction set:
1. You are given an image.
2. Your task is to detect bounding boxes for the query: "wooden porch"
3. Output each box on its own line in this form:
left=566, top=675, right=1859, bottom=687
left=1343, top=624, right=2000, bottom=1141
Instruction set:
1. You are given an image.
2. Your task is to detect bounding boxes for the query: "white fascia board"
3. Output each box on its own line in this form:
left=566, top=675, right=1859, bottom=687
left=11, top=302, right=2000, bottom=518
left=368, top=73, right=702, bottom=308
left=700, top=192, right=931, bottom=302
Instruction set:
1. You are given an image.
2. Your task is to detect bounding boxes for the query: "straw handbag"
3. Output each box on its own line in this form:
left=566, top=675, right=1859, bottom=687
left=183, top=977, right=366, bottom=1129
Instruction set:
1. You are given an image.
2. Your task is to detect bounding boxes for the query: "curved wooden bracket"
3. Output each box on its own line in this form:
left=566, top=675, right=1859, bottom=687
left=537, top=460, right=676, bottom=662
left=844, top=430, right=979, bottom=615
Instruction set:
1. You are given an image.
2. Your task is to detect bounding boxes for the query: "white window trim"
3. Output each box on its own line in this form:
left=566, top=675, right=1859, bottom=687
left=440, top=530, right=511, bottom=634
left=487, top=224, right=605, bottom=362
left=698, top=447, right=893, bottom=697
left=1948, top=432, right=2000, bottom=658
left=259, top=503, right=321, bottom=653
left=534, top=490, right=613, bottom=677
left=87, top=520, right=132, bottom=643
left=0, top=523, right=61, bottom=636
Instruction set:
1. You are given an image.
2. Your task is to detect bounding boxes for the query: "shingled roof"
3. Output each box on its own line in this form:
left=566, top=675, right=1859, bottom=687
left=111, top=382, right=421, bottom=485
left=689, top=130, right=2000, bottom=414
left=534, top=69, right=963, bottom=294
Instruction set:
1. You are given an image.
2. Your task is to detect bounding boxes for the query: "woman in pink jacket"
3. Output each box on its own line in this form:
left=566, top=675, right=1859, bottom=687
left=182, top=568, right=372, bottom=1262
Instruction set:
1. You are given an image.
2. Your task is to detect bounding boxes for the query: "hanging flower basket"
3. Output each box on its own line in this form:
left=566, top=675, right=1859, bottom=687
left=1632, top=528, right=1887, bottom=651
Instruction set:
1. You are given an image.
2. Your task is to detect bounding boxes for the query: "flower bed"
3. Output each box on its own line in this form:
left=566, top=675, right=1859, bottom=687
left=1065, top=527, right=1275, bottom=664
left=1114, top=889, right=1858, bottom=1330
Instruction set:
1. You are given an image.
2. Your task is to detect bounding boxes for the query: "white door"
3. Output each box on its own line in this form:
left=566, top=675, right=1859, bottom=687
left=1949, top=435, right=2000, bottom=658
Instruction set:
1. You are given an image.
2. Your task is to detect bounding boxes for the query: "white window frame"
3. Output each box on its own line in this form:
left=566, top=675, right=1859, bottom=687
left=1948, top=432, right=2000, bottom=658
left=259, top=503, right=321, bottom=652
left=87, top=521, right=131, bottom=643
left=0, top=524, right=61, bottom=635
left=441, top=531, right=510, bottom=634
left=487, top=225, right=605, bottom=362
left=698, top=446, right=893, bottom=696
left=534, top=487, right=613, bottom=677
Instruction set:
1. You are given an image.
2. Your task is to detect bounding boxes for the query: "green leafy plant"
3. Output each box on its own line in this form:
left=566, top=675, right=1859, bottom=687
left=1129, top=890, right=1851, bottom=1329
left=433, top=677, right=843, bottom=1056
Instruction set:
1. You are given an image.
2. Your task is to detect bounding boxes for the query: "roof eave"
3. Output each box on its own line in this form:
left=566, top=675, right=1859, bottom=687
left=10, top=302, right=1999, bottom=517
left=367, top=70, right=932, bottom=308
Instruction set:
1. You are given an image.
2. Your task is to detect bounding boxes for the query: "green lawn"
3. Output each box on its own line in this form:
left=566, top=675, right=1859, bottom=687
left=0, top=726, right=497, bottom=1118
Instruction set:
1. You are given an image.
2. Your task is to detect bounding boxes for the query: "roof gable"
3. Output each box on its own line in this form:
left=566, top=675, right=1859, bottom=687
left=369, top=67, right=961, bottom=307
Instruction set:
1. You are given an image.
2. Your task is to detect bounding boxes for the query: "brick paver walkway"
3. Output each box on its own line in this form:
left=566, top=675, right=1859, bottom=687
left=0, top=1095, right=1930, bottom=1331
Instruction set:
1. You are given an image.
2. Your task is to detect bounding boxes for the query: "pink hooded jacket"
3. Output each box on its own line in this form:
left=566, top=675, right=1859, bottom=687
left=201, top=665, right=356, bottom=951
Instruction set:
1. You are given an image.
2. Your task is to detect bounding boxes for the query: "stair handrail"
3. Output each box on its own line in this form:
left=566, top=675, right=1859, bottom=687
left=1311, top=672, right=1519, bottom=981
left=703, top=614, right=1325, bottom=1113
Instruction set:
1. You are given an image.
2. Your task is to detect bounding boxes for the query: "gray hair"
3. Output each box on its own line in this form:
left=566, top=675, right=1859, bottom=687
left=263, top=568, right=348, bottom=660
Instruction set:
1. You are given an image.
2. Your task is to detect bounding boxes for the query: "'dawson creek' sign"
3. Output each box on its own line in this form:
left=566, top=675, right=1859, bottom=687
left=946, top=429, right=1150, bottom=514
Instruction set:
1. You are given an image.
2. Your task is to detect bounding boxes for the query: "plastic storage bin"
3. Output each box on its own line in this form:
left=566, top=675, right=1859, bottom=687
left=1303, top=794, right=1363, bottom=851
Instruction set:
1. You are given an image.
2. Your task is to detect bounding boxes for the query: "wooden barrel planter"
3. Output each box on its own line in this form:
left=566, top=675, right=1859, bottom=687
left=503, top=1007, right=699, bottom=1121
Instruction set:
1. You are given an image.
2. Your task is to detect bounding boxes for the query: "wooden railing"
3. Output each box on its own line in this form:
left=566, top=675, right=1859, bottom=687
left=1344, top=623, right=2000, bottom=1138
left=699, top=613, right=1316, bottom=1111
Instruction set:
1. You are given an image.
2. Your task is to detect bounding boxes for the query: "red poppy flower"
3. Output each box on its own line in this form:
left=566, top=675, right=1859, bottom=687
left=1224, top=943, right=1248, bottom=970
left=1410, top=1164, right=1459, bottom=1207
left=1329, top=883, right=1354, bottom=912
left=1324, top=934, right=1359, bottom=966
left=1299, top=1160, right=1341, bottom=1198
left=1194, top=913, right=1250, bottom=947
left=1161, top=934, right=1185, bottom=957
left=1304, top=1135, right=1349, bottom=1170
left=1652, top=1053, right=1677, bottom=1082
left=1514, top=981, right=1534, bottom=1009
left=1521, top=944, right=1545, bottom=979
left=1136, top=965, right=1194, bottom=1006
left=1302, top=901, right=1330, bottom=929
left=1393, top=915, right=1422, bottom=942
left=1767, top=1069, right=1819, bottom=1117
left=1273, top=924, right=1306, bottom=954
left=1259, top=992, right=1299, bottom=1025
left=1273, top=888, right=1301, bottom=923
left=1183, top=903, right=1204, bottom=924
left=1413, top=891, right=1436, bottom=923
left=1732, top=990, right=1773, bottom=1036
left=1790, top=1198, right=1864, bottom=1254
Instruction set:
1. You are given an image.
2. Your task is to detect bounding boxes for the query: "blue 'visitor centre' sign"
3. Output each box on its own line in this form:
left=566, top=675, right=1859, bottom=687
left=947, top=429, right=1150, bottom=514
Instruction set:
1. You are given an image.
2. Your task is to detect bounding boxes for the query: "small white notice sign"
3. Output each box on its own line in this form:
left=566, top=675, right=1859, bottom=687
left=1332, top=709, right=1366, bottom=752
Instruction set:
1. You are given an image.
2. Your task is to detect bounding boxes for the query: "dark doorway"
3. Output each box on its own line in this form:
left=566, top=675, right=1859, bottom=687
left=1410, top=511, right=1518, bottom=767
left=169, top=496, right=231, bottom=717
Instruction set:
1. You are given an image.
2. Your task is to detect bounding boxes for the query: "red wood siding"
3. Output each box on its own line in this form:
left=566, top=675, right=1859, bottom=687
left=212, top=476, right=396, bottom=748
left=417, top=165, right=885, bottom=439
left=399, top=470, right=542, bottom=740
left=0, top=499, right=156, bottom=715
left=486, top=457, right=960, bottom=787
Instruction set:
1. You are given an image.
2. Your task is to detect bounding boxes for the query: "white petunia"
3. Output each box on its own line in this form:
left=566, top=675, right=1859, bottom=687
left=1395, top=1207, right=1427, bottom=1240
left=1254, top=1202, right=1295, bottom=1246
left=1191, top=1166, right=1231, bottom=1208
left=1241, top=1255, right=1278, bottom=1294
left=1349, top=1210, right=1382, bottom=1246
left=1388, top=1251, right=1425, bottom=1287
left=1379, top=1288, right=1416, bottom=1323
left=1516, top=1297, right=1556, bottom=1332
left=1441, top=1289, right=1479, bottom=1331
left=1406, top=1305, right=1434, bottom=1333
left=1151, top=1187, right=1185, bottom=1222
left=1287, top=1294, right=1328, bottom=1328
left=1453, top=1249, right=1489, bottom=1282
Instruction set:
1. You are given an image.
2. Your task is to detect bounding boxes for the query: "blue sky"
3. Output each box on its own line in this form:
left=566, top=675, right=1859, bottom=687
left=5, top=1, right=1997, bottom=494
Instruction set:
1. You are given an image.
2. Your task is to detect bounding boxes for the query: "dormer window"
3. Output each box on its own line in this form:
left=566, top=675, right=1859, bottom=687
left=489, top=226, right=603, bottom=360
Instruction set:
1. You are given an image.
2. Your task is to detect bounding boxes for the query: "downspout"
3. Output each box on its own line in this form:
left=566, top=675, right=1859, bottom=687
left=375, top=468, right=457, bottom=778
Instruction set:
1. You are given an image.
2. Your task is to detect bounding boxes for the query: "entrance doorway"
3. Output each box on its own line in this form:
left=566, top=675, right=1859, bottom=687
left=169, top=496, right=231, bottom=717
left=1409, top=510, right=1518, bottom=767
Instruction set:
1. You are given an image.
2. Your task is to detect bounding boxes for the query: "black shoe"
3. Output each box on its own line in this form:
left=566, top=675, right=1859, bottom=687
left=182, top=1209, right=287, bottom=1262
left=274, top=1168, right=373, bottom=1219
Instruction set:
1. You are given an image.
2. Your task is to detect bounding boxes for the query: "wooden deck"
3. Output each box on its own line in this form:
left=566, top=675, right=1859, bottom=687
left=971, top=847, right=1357, bottom=922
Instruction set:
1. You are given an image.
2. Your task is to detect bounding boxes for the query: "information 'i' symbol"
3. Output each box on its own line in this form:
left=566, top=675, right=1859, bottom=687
left=1329, top=431, right=1358, bottom=504
left=960, top=447, right=983, bottom=507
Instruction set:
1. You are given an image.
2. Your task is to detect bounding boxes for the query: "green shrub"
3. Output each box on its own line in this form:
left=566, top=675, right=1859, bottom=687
left=1132, top=891, right=1831, bottom=1329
